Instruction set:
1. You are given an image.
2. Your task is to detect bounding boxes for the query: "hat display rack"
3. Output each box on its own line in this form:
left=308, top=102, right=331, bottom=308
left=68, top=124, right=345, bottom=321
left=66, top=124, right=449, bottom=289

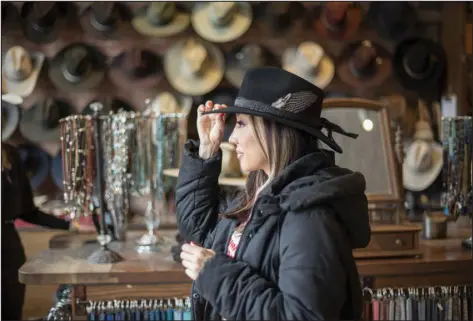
left=1, top=2, right=467, bottom=231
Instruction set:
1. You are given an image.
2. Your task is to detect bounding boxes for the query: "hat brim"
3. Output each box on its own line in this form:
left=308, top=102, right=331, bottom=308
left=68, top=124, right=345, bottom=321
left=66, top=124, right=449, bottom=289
left=1, top=103, right=20, bottom=141
left=2, top=51, right=45, bottom=97
left=191, top=3, right=252, bottom=43
left=132, top=11, right=190, bottom=37
left=202, top=106, right=343, bottom=153
left=19, top=101, right=74, bottom=143
left=402, top=143, right=443, bottom=192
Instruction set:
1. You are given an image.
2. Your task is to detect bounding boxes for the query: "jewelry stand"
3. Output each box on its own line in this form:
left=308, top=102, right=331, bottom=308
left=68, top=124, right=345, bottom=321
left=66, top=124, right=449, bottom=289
left=441, top=116, right=472, bottom=251
left=87, top=103, right=124, bottom=264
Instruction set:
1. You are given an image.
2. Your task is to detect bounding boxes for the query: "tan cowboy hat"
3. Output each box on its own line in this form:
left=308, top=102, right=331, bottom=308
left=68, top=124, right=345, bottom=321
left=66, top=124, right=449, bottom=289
left=403, top=140, right=443, bottom=192
left=48, top=43, right=106, bottom=92
left=19, top=98, right=74, bottom=143
left=314, top=2, right=362, bottom=40
left=132, top=2, right=190, bottom=37
left=282, top=42, right=335, bottom=89
left=191, top=2, right=253, bottom=43
left=164, top=37, right=224, bottom=96
left=2, top=46, right=45, bottom=98
left=337, top=40, right=391, bottom=89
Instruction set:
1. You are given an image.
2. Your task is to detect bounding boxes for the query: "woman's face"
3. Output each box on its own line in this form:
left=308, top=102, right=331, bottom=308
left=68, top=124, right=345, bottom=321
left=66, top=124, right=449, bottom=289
left=228, top=114, right=269, bottom=173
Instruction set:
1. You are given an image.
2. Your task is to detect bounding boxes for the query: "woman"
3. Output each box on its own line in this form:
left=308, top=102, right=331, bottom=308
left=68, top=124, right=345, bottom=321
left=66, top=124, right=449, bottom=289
left=1, top=143, right=91, bottom=320
left=176, top=67, right=371, bottom=320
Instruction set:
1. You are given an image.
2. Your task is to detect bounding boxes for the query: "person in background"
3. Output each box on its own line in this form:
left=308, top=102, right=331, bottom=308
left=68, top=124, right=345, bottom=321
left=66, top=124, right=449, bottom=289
left=176, top=67, right=371, bottom=320
left=1, top=143, right=92, bottom=320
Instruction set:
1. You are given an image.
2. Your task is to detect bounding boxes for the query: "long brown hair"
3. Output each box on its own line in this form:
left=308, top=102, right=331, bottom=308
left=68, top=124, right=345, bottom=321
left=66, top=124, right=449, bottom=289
left=222, top=115, right=319, bottom=226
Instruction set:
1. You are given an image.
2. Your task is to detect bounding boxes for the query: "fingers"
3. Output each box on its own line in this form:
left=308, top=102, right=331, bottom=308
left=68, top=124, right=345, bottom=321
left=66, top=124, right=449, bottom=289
left=197, top=100, right=213, bottom=118
left=185, top=268, right=198, bottom=280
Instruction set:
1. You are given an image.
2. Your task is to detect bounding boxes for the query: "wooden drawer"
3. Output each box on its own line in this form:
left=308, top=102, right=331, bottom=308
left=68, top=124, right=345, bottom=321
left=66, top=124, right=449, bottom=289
left=354, top=224, right=422, bottom=259
left=365, top=232, right=414, bottom=251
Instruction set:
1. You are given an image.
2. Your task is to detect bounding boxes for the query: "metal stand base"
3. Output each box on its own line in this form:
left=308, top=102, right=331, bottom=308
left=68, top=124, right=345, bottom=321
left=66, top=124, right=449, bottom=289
left=461, top=236, right=472, bottom=250
left=87, top=246, right=124, bottom=264
left=135, top=233, right=169, bottom=253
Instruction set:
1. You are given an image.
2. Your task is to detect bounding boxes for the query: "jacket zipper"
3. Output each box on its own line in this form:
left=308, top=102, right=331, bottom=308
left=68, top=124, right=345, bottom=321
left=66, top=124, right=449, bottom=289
left=234, top=198, right=262, bottom=260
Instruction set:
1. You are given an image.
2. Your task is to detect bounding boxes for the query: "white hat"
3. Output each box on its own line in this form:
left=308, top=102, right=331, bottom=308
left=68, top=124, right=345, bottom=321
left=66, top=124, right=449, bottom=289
left=282, top=42, right=335, bottom=89
left=403, top=140, right=443, bottom=192
left=2, top=46, right=45, bottom=98
left=191, top=2, right=252, bottom=43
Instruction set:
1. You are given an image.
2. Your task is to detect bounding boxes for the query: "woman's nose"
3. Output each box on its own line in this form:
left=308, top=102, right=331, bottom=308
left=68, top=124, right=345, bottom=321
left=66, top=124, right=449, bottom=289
left=228, top=130, right=237, bottom=145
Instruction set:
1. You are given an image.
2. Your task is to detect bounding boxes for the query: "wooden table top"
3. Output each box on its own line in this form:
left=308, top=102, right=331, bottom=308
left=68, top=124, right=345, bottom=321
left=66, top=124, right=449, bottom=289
left=19, top=227, right=472, bottom=286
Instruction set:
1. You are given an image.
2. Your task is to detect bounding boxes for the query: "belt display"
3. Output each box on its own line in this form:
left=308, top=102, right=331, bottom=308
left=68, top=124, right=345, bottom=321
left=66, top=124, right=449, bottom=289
left=363, top=286, right=472, bottom=321
left=46, top=297, right=192, bottom=321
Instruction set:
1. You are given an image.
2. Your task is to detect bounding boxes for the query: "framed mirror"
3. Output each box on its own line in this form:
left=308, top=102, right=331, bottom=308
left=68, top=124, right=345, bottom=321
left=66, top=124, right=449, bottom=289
left=321, top=98, right=402, bottom=204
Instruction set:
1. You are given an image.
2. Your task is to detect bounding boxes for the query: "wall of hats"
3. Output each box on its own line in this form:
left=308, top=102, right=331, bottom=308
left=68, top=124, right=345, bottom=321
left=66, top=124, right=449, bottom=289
left=0, top=2, right=466, bottom=208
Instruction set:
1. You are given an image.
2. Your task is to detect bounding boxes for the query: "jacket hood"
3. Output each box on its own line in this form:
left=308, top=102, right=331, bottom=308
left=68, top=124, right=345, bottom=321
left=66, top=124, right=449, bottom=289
left=264, top=150, right=371, bottom=249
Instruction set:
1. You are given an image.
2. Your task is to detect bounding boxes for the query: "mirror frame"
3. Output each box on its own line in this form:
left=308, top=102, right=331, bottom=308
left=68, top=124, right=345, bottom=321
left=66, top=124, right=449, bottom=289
left=322, top=98, right=402, bottom=205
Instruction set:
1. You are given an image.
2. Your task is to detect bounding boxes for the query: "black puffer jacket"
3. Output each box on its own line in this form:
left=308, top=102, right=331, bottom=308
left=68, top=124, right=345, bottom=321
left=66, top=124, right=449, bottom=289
left=176, top=140, right=371, bottom=320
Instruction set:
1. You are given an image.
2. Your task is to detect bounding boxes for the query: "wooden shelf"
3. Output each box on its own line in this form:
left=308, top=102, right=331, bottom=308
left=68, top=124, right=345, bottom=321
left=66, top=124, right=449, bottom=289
left=163, top=168, right=246, bottom=187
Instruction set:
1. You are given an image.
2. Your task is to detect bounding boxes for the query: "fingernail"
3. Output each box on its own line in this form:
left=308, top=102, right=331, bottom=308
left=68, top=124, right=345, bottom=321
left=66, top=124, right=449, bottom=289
left=190, top=241, right=196, bottom=246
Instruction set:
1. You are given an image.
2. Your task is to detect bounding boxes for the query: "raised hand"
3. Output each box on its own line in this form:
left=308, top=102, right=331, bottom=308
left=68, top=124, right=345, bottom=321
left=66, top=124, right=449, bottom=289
left=197, top=100, right=227, bottom=159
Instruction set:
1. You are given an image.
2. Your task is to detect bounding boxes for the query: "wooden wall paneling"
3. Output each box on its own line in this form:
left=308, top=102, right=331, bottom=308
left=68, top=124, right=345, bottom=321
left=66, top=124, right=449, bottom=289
left=441, top=3, right=468, bottom=116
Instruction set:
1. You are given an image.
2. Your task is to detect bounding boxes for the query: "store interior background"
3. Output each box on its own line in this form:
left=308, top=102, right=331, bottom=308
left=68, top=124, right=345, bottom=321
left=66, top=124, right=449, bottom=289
left=1, top=2, right=472, bottom=319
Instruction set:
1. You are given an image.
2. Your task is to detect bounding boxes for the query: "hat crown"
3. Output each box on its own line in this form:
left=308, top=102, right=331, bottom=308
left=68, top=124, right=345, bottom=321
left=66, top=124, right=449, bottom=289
left=406, top=140, right=434, bottom=172
left=91, top=3, right=117, bottom=29
left=237, top=67, right=324, bottom=116
left=146, top=2, right=175, bottom=26
left=209, top=2, right=236, bottom=27
left=324, top=2, right=348, bottom=28
left=62, top=46, right=92, bottom=81
left=4, top=46, right=33, bottom=81
left=349, top=40, right=379, bottom=78
left=29, top=2, right=57, bottom=30
left=237, top=44, right=264, bottom=68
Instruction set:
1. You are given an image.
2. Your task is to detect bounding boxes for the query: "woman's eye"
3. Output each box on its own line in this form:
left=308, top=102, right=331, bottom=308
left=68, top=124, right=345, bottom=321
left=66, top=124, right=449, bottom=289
left=236, top=121, right=245, bottom=127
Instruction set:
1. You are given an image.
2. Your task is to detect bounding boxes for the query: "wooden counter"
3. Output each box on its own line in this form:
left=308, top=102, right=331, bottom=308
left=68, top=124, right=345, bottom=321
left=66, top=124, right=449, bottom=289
left=19, top=226, right=471, bottom=319
left=20, top=226, right=471, bottom=287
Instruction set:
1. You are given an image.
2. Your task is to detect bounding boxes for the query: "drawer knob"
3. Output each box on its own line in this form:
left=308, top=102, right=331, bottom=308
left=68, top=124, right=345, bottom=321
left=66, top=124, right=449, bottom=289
left=395, top=238, right=403, bottom=246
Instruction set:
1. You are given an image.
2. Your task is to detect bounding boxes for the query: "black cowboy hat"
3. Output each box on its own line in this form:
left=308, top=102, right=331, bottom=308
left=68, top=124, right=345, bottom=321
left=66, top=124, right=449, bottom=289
left=202, top=67, right=358, bottom=153
left=393, top=37, right=446, bottom=99
left=79, top=2, right=131, bottom=39
left=48, top=43, right=106, bottom=92
left=21, top=2, right=69, bottom=44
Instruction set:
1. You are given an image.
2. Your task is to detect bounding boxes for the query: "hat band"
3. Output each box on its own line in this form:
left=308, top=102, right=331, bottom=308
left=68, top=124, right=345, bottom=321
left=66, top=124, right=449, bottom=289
left=234, top=96, right=358, bottom=141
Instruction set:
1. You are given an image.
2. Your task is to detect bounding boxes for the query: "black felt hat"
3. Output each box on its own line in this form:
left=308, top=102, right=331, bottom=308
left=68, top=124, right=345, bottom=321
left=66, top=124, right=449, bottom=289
left=393, top=37, right=446, bottom=99
left=202, top=67, right=358, bottom=153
